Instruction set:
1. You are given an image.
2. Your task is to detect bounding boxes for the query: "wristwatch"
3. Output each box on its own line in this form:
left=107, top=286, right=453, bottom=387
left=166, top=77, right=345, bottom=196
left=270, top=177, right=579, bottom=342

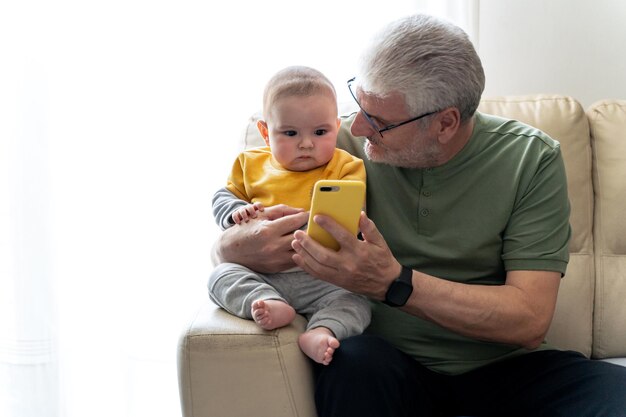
left=383, top=265, right=413, bottom=307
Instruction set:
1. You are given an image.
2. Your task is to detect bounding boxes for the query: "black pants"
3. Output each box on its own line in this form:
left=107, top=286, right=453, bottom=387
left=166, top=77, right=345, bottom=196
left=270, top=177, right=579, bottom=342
left=315, top=335, right=626, bottom=417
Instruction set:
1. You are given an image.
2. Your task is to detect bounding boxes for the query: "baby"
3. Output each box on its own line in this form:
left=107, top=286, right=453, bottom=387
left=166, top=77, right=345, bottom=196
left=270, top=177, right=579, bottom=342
left=209, top=66, right=370, bottom=365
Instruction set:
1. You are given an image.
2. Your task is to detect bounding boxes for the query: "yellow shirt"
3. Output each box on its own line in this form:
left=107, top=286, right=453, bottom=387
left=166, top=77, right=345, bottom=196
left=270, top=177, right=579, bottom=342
left=225, top=147, right=366, bottom=210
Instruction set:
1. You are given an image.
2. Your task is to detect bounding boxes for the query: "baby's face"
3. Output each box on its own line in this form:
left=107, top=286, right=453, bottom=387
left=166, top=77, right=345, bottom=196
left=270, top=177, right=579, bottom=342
left=265, top=92, right=339, bottom=172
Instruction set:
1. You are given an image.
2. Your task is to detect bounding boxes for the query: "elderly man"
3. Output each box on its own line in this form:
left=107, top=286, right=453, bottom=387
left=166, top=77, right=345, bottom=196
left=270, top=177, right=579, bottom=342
left=214, top=14, right=626, bottom=417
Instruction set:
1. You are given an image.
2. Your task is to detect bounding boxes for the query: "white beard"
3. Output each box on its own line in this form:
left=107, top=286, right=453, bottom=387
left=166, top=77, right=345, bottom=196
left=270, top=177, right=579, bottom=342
left=363, top=135, right=441, bottom=169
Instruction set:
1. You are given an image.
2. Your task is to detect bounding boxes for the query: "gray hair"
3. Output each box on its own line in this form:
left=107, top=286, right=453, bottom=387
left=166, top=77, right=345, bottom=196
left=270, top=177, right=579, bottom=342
left=357, top=14, right=485, bottom=123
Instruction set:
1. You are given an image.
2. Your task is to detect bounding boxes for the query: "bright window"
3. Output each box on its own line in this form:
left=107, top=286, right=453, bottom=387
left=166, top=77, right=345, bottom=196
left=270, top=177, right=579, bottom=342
left=0, top=1, right=473, bottom=416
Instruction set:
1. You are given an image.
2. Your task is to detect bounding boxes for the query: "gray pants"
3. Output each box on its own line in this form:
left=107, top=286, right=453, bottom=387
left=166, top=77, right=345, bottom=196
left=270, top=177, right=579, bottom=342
left=208, top=262, right=371, bottom=340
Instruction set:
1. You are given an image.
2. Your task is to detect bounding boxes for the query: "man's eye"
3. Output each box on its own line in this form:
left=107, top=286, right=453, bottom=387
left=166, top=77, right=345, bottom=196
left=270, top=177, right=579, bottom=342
left=284, top=130, right=297, bottom=137
left=314, top=129, right=327, bottom=136
left=371, top=118, right=385, bottom=128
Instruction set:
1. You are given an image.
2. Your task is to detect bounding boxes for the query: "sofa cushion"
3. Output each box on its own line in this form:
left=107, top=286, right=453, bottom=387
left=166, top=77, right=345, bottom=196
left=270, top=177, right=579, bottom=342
left=602, top=357, right=626, bottom=367
left=587, top=99, right=626, bottom=359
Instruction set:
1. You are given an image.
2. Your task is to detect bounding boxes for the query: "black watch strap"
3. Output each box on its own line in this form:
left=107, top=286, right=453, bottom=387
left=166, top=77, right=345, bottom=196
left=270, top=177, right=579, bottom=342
left=383, top=265, right=414, bottom=307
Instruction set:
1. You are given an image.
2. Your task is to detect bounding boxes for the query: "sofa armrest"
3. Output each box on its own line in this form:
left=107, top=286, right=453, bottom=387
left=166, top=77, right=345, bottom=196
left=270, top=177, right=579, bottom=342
left=177, top=299, right=317, bottom=417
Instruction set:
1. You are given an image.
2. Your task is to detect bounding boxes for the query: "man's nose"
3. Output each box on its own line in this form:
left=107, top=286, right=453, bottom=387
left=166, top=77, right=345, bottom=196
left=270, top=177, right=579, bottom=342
left=351, top=111, right=375, bottom=137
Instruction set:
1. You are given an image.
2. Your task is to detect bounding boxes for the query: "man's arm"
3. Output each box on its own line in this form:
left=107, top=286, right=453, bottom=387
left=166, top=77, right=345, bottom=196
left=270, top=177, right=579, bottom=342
left=399, top=268, right=559, bottom=349
left=291, top=212, right=560, bottom=349
left=212, top=205, right=308, bottom=273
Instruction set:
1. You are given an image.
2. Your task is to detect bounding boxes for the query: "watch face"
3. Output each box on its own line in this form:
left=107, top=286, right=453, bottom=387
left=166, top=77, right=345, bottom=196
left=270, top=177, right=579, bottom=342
left=386, top=280, right=413, bottom=306
left=384, top=266, right=414, bottom=307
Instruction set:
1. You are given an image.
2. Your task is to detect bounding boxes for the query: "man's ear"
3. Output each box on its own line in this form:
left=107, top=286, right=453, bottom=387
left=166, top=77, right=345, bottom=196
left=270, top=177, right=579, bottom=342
left=436, top=108, right=461, bottom=145
left=257, top=120, right=270, bottom=146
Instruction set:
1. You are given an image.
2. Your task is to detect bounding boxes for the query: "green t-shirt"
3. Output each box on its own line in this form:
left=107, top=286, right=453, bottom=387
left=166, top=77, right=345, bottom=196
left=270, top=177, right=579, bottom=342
left=337, top=112, right=571, bottom=375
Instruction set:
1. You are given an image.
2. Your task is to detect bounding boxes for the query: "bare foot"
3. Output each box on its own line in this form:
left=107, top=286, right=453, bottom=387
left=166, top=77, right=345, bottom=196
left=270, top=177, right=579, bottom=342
left=298, top=327, right=340, bottom=365
left=251, top=299, right=296, bottom=330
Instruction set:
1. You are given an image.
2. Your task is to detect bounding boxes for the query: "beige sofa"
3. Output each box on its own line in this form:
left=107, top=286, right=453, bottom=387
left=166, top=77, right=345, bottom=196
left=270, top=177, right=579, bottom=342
left=177, top=95, right=626, bottom=417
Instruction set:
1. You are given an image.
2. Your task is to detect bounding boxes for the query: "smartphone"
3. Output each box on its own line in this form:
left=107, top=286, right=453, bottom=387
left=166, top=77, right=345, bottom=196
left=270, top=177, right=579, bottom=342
left=306, top=180, right=366, bottom=251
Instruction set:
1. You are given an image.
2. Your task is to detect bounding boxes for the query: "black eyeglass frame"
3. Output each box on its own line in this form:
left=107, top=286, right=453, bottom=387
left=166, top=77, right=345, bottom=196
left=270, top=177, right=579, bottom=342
left=347, top=77, right=438, bottom=137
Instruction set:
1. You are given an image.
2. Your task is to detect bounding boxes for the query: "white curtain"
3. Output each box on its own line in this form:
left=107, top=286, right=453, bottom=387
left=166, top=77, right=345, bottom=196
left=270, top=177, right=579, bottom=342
left=427, top=0, right=480, bottom=46
left=0, top=1, right=477, bottom=416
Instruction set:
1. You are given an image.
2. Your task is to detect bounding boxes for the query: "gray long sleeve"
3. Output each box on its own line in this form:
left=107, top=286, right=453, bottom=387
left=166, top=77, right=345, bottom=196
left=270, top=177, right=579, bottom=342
left=212, top=187, right=248, bottom=231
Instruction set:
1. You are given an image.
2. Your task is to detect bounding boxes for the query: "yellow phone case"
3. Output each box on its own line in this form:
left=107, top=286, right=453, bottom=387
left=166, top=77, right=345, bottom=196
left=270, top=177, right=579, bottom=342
left=306, top=180, right=366, bottom=251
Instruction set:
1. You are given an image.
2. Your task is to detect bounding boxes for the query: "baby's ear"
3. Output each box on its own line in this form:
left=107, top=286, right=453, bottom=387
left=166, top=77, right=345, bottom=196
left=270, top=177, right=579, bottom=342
left=257, top=120, right=270, bottom=146
left=336, top=117, right=342, bottom=129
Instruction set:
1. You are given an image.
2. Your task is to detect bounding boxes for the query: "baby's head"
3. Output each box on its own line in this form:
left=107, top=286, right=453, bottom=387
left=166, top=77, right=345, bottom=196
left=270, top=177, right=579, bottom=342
left=257, top=66, right=341, bottom=172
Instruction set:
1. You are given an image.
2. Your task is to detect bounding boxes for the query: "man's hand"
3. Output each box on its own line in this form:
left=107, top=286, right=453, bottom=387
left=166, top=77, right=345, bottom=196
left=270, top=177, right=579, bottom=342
left=261, top=204, right=305, bottom=221
left=291, top=211, right=401, bottom=299
left=213, top=205, right=308, bottom=274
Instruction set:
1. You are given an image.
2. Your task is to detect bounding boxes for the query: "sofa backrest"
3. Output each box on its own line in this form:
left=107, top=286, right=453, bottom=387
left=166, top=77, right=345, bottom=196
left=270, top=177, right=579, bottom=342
left=479, top=96, right=626, bottom=359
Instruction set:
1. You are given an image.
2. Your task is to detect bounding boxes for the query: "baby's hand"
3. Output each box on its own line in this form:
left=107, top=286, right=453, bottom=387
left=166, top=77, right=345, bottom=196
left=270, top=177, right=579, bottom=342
left=232, top=202, right=265, bottom=224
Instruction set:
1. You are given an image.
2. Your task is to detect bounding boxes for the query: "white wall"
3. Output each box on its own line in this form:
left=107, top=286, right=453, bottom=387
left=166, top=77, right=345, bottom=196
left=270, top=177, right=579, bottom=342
left=478, top=0, right=626, bottom=107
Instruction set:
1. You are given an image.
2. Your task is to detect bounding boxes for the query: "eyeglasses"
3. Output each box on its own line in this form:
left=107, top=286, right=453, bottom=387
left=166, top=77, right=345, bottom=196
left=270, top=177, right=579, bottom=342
left=347, top=77, right=438, bottom=137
